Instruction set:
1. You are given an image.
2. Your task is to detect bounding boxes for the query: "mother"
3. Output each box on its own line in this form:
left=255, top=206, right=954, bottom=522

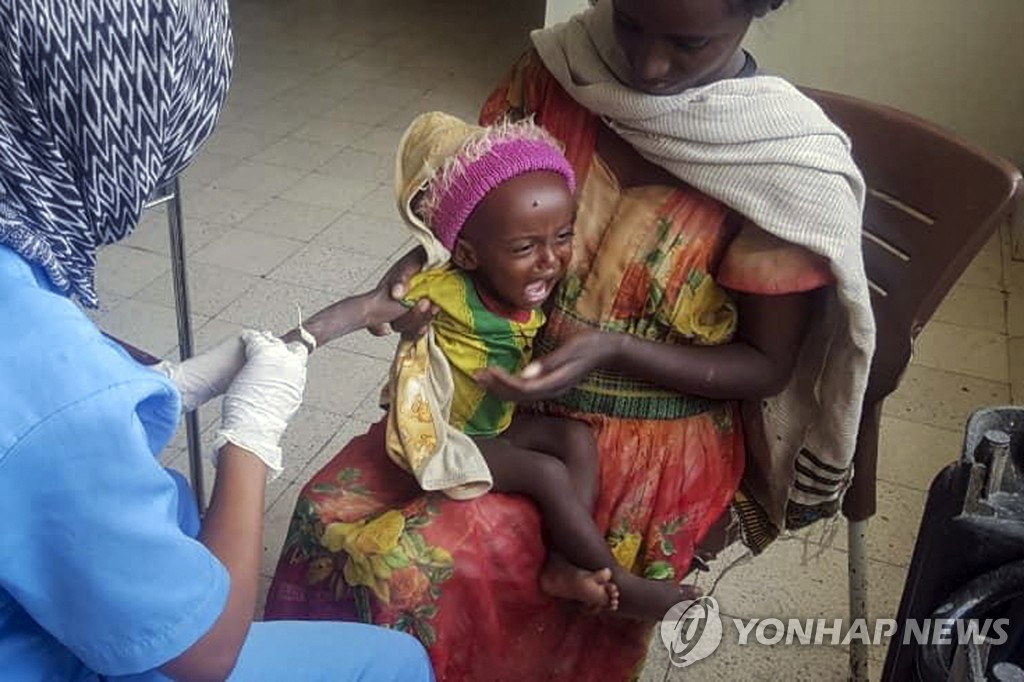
left=266, top=0, right=873, bottom=679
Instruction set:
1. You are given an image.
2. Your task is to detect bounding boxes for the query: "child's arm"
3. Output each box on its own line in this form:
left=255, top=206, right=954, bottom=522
left=153, top=287, right=410, bottom=416
left=280, top=286, right=410, bottom=352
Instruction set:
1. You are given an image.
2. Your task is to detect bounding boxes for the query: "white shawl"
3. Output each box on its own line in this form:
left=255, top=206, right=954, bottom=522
left=532, top=0, right=876, bottom=528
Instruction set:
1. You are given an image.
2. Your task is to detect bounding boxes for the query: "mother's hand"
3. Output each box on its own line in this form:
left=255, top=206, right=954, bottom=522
left=475, top=329, right=615, bottom=402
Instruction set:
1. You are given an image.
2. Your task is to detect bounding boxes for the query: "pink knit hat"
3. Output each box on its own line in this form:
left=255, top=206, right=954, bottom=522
left=396, top=112, right=576, bottom=252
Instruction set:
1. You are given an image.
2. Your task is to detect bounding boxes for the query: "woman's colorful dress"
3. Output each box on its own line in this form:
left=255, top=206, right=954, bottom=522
left=266, top=51, right=827, bottom=680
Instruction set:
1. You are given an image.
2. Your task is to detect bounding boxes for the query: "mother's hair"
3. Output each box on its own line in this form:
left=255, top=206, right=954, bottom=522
left=730, top=0, right=786, bottom=17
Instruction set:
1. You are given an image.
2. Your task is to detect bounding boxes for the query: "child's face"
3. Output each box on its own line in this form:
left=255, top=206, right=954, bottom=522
left=454, top=170, right=575, bottom=312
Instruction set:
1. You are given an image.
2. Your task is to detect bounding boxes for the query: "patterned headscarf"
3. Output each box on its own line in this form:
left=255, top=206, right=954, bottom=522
left=0, top=0, right=232, bottom=307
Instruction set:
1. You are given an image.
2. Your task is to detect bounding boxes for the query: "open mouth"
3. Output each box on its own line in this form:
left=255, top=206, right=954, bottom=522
left=523, top=280, right=553, bottom=306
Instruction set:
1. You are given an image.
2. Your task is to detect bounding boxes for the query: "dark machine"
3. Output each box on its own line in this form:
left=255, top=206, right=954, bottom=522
left=884, top=408, right=1024, bottom=681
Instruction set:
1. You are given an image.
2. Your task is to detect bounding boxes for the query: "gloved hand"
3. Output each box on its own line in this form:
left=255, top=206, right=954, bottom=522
left=153, top=334, right=246, bottom=413
left=212, top=330, right=308, bottom=479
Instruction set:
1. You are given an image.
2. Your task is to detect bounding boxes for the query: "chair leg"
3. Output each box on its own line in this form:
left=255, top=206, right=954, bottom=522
left=848, top=519, right=870, bottom=682
left=166, top=179, right=206, bottom=515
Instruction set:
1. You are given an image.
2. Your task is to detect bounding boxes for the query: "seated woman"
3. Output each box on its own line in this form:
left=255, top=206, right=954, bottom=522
left=266, top=0, right=874, bottom=679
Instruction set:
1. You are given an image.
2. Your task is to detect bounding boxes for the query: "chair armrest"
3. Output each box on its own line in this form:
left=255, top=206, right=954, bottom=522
left=102, top=332, right=161, bottom=366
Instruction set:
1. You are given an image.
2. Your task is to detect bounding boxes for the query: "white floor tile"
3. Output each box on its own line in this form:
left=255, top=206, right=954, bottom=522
left=135, top=260, right=259, bottom=318
left=313, top=211, right=412, bottom=260
left=231, top=101, right=315, bottom=137
left=958, top=234, right=1004, bottom=290
left=200, top=125, right=283, bottom=160
left=351, top=184, right=398, bottom=220
left=933, top=283, right=1007, bottom=334
left=95, top=245, right=171, bottom=298
left=217, top=279, right=340, bottom=337
left=708, top=539, right=907, bottom=625
left=209, top=161, right=309, bottom=197
left=349, top=126, right=406, bottom=155
left=302, top=346, right=390, bottom=416
left=336, top=328, right=401, bottom=362
left=911, top=320, right=1009, bottom=383
left=191, top=228, right=306, bottom=277
left=291, top=118, right=373, bottom=147
left=877, top=416, right=963, bottom=491
left=268, top=240, right=380, bottom=295
left=316, top=148, right=393, bottom=185
left=262, top=480, right=303, bottom=578
left=883, top=364, right=1010, bottom=430
left=183, top=185, right=270, bottom=225
left=123, top=210, right=232, bottom=258
left=183, top=151, right=247, bottom=187
left=252, top=136, right=348, bottom=171
left=95, top=298, right=190, bottom=359
left=280, top=172, right=377, bottom=210
left=322, top=94, right=411, bottom=126
left=237, top=197, right=343, bottom=242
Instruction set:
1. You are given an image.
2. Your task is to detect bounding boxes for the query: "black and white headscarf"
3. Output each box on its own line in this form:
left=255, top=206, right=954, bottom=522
left=0, top=0, right=232, bottom=307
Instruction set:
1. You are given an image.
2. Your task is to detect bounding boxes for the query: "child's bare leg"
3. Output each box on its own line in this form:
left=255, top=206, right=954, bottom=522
left=500, top=416, right=615, bottom=607
left=476, top=436, right=616, bottom=609
left=502, top=415, right=598, bottom=509
left=495, top=417, right=698, bottom=621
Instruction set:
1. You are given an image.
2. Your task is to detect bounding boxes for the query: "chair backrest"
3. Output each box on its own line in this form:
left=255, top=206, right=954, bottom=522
left=694, top=90, right=1020, bottom=554
left=803, top=88, right=1021, bottom=404
left=801, top=88, right=1021, bottom=521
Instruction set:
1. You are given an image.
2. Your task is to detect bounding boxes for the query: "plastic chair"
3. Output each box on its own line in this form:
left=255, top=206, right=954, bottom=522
left=807, top=87, right=1021, bottom=681
left=698, top=89, right=1022, bottom=681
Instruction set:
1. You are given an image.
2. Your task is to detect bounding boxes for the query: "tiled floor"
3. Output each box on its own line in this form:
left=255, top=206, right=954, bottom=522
left=87, top=0, right=1021, bottom=679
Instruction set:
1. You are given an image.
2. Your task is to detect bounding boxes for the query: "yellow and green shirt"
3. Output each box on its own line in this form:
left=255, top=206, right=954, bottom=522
left=404, top=267, right=545, bottom=437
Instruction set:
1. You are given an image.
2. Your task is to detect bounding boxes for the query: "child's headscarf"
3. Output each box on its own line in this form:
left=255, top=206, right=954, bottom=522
left=0, top=0, right=233, bottom=307
left=395, top=111, right=576, bottom=267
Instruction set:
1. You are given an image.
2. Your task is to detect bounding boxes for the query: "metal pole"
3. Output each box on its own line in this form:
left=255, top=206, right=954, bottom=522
left=848, top=519, right=870, bottom=682
left=164, top=179, right=206, bottom=515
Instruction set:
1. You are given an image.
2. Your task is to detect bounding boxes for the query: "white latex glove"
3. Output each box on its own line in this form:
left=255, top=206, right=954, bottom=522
left=212, top=330, right=308, bottom=479
left=153, top=334, right=246, bottom=413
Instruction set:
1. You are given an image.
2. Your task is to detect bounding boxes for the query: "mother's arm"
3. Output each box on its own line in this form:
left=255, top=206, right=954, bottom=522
left=476, top=290, right=815, bottom=403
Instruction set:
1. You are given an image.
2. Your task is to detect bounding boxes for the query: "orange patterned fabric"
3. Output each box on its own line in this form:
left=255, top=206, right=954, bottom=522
left=267, top=51, right=827, bottom=681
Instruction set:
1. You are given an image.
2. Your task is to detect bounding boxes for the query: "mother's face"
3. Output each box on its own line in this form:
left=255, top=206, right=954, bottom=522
left=611, top=0, right=752, bottom=95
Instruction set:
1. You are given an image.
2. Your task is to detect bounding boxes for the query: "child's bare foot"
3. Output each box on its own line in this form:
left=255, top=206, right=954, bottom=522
left=581, top=570, right=620, bottom=614
left=613, top=575, right=703, bottom=622
left=540, top=560, right=617, bottom=610
left=603, top=579, right=620, bottom=612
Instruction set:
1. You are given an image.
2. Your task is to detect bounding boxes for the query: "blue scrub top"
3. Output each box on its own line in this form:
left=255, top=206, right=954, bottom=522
left=0, top=246, right=229, bottom=680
